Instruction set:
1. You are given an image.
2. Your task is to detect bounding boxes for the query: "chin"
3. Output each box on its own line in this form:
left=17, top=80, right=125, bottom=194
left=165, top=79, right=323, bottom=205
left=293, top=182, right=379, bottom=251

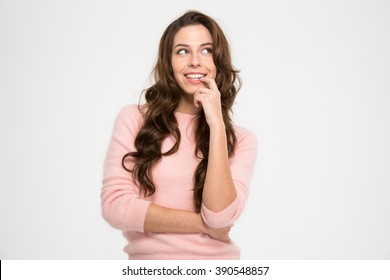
left=183, top=85, right=203, bottom=95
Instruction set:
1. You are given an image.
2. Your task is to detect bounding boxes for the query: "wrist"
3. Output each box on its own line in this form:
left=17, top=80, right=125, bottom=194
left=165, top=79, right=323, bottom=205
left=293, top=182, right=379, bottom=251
left=208, top=120, right=226, bottom=133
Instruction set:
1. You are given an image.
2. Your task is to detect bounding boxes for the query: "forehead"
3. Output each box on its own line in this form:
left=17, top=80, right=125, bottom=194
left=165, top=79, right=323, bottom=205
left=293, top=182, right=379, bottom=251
left=173, top=24, right=213, bottom=46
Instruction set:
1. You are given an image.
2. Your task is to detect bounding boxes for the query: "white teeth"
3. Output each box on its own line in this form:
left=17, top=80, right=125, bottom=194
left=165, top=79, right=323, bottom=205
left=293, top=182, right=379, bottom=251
left=185, top=74, right=206, bottom=79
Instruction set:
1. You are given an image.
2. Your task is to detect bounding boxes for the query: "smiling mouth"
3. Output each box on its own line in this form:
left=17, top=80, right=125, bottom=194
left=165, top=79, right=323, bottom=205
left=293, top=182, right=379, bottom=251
left=184, top=73, right=206, bottom=80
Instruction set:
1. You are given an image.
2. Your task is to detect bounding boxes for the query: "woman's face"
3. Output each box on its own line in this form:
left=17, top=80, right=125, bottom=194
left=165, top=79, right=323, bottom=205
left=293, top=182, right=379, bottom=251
left=171, top=24, right=217, bottom=95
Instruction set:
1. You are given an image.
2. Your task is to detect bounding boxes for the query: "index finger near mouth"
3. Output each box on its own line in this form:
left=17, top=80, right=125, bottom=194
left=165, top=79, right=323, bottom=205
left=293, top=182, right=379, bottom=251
left=200, top=77, right=218, bottom=91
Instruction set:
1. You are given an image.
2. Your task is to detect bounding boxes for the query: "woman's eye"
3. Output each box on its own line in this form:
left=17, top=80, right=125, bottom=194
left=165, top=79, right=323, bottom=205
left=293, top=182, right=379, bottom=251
left=177, top=49, right=188, bottom=55
left=202, top=48, right=213, bottom=54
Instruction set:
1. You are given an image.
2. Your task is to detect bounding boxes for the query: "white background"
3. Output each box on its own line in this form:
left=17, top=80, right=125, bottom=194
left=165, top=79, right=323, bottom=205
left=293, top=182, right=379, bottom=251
left=0, top=0, right=389, bottom=259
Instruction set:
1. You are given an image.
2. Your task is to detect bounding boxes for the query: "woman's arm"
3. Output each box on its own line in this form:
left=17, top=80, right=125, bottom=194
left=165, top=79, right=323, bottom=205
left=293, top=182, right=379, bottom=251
left=194, top=78, right=258, bottom=228
left=144, top=203, right=231, bottom=242
left=203, top=123, right=236, bottom=211
left=194, top=78, right=237, bottom=212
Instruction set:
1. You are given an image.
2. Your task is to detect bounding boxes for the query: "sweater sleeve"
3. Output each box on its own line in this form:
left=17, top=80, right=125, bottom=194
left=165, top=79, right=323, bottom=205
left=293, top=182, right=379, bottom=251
left=101, top=105, right=151, bottom=232
left=201, top=127, right=258, bottom=228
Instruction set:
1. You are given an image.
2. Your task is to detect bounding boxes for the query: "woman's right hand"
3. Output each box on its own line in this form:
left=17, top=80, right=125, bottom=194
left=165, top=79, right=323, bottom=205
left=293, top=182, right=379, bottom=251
left=205, top=224, right=231, bottom=242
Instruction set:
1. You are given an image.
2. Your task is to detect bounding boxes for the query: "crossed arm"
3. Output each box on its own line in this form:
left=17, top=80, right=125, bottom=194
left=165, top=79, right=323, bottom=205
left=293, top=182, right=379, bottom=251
left=144, top=203, right=231, bottom=242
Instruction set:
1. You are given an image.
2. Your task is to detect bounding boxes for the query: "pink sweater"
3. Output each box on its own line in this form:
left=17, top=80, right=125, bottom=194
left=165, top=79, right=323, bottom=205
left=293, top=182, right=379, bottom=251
left=101, top=104, right=257, bottom=259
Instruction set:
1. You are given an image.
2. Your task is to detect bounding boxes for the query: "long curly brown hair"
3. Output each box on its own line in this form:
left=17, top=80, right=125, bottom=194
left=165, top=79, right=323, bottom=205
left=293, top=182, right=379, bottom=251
left=122, top=11, right=241, bottom=212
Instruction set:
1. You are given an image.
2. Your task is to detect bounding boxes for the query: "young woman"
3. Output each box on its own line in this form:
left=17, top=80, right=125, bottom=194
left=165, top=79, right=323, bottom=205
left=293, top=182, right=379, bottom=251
left=101, top=10, right=257, bottom=260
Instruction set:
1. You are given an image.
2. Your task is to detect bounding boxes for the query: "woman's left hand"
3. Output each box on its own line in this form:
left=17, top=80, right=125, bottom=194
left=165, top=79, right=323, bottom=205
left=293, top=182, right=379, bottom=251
left=194, top=77, right=224, bottom=128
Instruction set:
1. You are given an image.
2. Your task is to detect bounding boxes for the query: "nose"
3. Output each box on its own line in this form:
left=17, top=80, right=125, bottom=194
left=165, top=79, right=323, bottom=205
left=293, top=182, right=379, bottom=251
left=189, top=53, right=201, bottom=67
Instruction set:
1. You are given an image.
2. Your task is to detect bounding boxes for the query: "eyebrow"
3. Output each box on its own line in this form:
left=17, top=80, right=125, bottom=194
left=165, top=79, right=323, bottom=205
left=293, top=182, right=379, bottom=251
left=174, top=42, right=213, bottom=49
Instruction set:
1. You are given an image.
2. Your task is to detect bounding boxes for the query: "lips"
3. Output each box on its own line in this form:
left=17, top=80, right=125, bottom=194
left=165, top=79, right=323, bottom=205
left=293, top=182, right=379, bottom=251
left=184, top=73, right=206, bottom=80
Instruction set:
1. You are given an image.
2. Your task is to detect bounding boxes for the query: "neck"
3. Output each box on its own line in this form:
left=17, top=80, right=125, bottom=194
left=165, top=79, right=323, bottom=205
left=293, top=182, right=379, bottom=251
left=176, top=96, right=197, bottom=115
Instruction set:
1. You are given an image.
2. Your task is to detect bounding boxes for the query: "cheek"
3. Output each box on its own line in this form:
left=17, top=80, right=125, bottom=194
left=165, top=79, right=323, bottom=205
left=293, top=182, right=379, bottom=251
left=171, top=61, right=185, bottom=77
left=205, top=60, right=217, bottom=77
left=209, top=65, right=217, bottom=79
left=212, top=67, right=217, bottom=77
